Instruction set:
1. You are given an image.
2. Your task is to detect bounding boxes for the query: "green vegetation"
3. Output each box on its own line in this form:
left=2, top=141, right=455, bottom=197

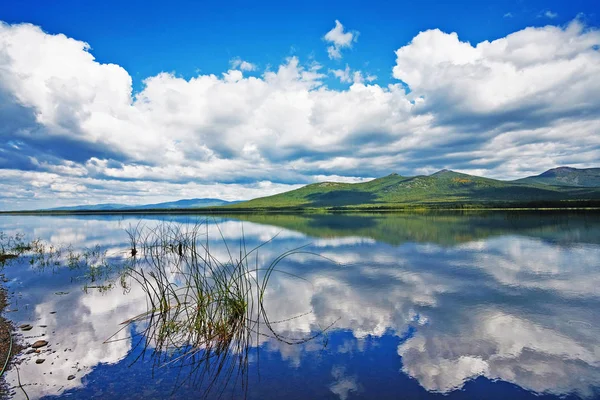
left=104, top=222, right=332, bottom=396
left=515, top=166, right=600, bottom=187
left=2, top=168, right=599, bottom=214
left=1, top=224, right=333, bottom=396
left=225, top=169, right=600, bottom=211
left=0, top=232, right=31, bottom=266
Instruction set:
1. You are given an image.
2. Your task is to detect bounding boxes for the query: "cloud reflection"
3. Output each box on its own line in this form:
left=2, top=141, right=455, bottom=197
left=1, top=213, right=599, bottom=398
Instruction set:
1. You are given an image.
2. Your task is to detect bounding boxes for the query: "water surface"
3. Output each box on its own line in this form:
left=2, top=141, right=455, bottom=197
left=1, top=212, right=599, bottom=399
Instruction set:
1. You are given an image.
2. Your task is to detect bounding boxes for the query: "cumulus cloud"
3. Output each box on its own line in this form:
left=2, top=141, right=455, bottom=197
left=329, top=64, right=365, bottom=84
left=0, top=20, right=600, bottom=209
left=542, top=10, right=558, bottom=19
left=230, top=57, right=257, bottom=71
left=323, top=20, right=358, bottom=60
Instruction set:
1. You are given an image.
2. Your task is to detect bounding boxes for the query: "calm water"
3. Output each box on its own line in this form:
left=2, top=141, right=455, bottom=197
left=1, top=212, right=600, bottom=399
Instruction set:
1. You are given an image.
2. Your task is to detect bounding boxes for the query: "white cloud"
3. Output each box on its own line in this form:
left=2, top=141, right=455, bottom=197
left=391, top=20, right=600, bottom=176
left=330, top=64, right=352, bottom=83
left=230, top=57, right=257, bottom=71
left=543, top=10, right=558, bottom=19
left=324, top=20, right=358, bottom=60
left=0, top=20, right=600, bottom=209
left=329, top=65, right=372, bottom=85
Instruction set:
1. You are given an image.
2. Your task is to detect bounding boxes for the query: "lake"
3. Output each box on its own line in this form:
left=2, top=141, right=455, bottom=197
left=1, top=212, right=599, bottom=399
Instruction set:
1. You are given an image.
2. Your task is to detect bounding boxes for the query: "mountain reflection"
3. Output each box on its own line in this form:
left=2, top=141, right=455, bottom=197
left=1, top=212, right=599, bottom=399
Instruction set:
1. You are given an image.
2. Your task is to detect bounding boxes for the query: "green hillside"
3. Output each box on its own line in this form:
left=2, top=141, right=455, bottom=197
left=516, top=167, right=600, bottom=187
left=226, top=169, right=600, bottom=210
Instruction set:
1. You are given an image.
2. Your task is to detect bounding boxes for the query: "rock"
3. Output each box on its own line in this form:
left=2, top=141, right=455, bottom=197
left=67, top=375, right=75, bottom=381
left=31, top=340, right=48, bottom=349
left=20, top=324, right=33, bottom=331
left=39, top=325, right=47, bottom=328
left=35, top=359, right=45, bottom=364
left=25, top=349, right=36, bottom=355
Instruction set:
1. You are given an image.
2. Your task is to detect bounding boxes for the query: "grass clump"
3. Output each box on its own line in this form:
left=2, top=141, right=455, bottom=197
left=108, top=221, right=333, bottom=397
left=0, top=232, right=30, bottom=266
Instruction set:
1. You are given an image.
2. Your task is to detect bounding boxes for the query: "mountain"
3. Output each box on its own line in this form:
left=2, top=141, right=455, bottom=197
left=47, top=198, right=237, bottom=211
left=32, top=167, right=600, bottom=212
left=49, top=203, right=130, bottom=211
left=133, top=198, right=238, bottom=209
left=225, top=169, right=600, bottom=210
left=515, top=167, right=600, bottom=187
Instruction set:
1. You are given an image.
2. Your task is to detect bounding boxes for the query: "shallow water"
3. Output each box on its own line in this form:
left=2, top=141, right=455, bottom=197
left=1, top=212, right=600, bottom=399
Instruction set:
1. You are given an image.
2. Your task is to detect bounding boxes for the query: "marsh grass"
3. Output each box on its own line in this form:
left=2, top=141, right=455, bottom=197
left=105, top=220, right=336, bottom=397
left=1, top=222, right=335, bottom=397
left=1, top=230, right=125, bottom=293
left=0, top=232, right=30, bottom=266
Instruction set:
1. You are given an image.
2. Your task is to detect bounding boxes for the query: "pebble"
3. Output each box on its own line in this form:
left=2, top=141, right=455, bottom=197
left=35, top=359, right=45, bottom=364
left=31, top=340, right=48, bottom=349
left=67, top=375, right=75, bottom=381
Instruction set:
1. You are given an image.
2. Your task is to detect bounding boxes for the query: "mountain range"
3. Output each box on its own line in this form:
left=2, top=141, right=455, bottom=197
left=515, top=167, right=600, bottom=187
left=35, top=167, right=600, bottom=212
left=47, top=198, right=237, bottom=211
left=224, top=167, right=600, bottom=210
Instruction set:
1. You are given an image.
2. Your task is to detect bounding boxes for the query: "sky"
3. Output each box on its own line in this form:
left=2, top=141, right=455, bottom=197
left=0, top=0, right=599, bottom=210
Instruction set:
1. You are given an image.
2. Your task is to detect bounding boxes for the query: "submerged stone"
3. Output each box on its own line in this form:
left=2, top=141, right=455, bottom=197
left=31, top=340, right=48, bottom=349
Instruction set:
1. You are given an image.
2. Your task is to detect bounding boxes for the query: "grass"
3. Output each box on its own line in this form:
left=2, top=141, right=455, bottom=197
left=96, top=221, right=336, bottom=397
left=0, top=232, right=32, bottom=266
left=1, top=223, right=336, bottom=396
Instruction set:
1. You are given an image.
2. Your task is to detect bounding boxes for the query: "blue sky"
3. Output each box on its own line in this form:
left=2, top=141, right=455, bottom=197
left=2, top=0, right=597, bottom=90
left=0, top=0, right=599, bottom=209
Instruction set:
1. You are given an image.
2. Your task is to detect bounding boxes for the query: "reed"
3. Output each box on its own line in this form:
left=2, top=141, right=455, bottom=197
left=107, top=221, right=334, bottom=397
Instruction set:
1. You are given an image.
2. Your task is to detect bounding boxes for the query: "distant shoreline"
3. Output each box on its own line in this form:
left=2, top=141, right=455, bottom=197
left=2, top=203, right=600, bottom=215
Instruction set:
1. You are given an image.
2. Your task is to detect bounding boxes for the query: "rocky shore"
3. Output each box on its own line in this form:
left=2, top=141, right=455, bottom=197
left=0, top=274, right=23, bottom=398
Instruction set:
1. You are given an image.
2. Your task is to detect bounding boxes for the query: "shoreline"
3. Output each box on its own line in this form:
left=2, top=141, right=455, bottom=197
left=0, top=271, right=23, bottom=398
left=2, top=205, right=600, bottom=216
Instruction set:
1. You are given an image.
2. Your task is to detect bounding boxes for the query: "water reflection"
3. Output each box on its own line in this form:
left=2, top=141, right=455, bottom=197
left=0, top=212, right=599, bottom=399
